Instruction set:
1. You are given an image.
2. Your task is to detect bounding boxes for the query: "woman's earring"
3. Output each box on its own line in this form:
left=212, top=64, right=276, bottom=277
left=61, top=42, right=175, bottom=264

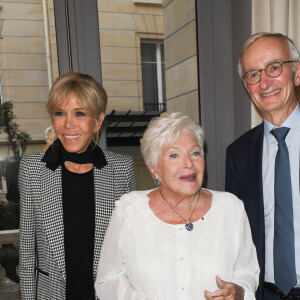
left=155, top=178, right=160, bottom=185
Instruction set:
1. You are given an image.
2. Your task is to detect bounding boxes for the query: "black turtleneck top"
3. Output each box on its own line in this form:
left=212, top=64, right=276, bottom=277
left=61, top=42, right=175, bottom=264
left=62, top=163, right=95, bottom=300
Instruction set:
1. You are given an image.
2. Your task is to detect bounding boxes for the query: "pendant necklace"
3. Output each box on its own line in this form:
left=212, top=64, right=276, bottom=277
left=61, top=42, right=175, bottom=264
left=158, top=189, right=201, bottom=231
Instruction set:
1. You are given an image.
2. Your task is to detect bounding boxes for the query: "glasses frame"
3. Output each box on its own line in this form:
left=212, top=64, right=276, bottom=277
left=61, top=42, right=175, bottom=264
left=243, top=60, right=296, bottom=85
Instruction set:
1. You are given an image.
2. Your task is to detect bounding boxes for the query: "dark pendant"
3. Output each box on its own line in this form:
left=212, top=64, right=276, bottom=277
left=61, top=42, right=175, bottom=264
left=185, top=222, right=193, bottom=231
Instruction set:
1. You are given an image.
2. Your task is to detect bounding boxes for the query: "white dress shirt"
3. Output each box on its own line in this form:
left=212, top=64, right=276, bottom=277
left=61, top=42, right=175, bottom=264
left=263, top=103, right=300, bottom=284
left=95, top=189, right=259, bottom=300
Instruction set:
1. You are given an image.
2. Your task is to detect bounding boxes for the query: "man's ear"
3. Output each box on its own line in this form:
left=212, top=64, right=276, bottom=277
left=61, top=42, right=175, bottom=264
left=294, top=62, right=300, bottom=86
left=243, top=80, right=250, bottom=93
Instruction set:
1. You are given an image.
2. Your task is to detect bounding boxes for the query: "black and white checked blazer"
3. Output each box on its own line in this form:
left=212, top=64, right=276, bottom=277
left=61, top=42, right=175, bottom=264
left=18, top=148, right=137, bottom=300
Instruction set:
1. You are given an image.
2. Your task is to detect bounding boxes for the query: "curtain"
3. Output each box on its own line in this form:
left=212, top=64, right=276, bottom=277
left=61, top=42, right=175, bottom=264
left=251, top=0, right=300, bottom=127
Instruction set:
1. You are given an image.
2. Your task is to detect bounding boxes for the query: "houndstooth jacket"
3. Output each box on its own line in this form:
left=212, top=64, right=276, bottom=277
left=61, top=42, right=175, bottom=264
left=18, top=147, right=137, bottom=300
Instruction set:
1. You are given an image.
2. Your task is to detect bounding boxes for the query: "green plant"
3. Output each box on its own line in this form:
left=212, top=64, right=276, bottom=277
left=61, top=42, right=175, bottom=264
left=0, top=101, right=31, bottom=160
left=0, top=101, right=31, bottom=230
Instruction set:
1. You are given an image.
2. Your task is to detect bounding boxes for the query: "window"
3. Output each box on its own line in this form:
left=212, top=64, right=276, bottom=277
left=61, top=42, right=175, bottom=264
left=141, top=41, right=166, bottom=112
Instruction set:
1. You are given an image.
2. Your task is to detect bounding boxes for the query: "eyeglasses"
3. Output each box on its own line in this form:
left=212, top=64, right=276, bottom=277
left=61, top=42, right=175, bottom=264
left=243, top=60, right=296, bottom=85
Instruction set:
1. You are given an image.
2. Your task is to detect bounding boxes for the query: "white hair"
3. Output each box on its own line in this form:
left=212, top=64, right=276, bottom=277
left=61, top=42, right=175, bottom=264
left=140, top=112, right=205, bottom=169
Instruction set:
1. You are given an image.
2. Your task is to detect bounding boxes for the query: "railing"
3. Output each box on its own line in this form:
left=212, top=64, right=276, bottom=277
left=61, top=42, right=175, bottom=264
left=143, top=102, right=166, bottom=112
left=0, top=229, right=19, bottom=246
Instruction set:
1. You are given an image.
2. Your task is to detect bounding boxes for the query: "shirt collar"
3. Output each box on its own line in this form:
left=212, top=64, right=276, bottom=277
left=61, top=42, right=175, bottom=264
left=263, top=103, right=300, bottom=137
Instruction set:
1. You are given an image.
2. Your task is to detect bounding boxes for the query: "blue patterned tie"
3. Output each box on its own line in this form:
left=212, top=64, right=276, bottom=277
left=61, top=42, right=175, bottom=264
left=271, top=127, right=296, bottom=296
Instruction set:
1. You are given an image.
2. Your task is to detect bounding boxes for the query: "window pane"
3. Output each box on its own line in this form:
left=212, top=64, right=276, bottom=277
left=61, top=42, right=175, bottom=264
left=160, top=43, right=165, bottom=62
left=141, top=43, right=159, bottom=110
left=141, top=43, right=157, bottom=63
left=160, top=44, right=166, bottom=102
left=141, top=61, right=158, bottom=109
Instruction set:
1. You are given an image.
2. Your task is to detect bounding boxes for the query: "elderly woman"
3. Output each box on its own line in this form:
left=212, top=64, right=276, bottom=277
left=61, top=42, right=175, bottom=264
left=95, top=112, right=259, bottom=300
left=18, top=72, right=137, bottom=300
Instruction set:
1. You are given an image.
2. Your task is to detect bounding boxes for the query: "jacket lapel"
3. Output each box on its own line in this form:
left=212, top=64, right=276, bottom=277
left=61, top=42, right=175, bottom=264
left=93, top=163, right=115, bottom=277
left=40, top=166, right=66, bottom=281
left=249, top=123, right=265, bottom=285
left=39, top=146, right=117, bottom=281
left=250, top=123, right=264, bottom=201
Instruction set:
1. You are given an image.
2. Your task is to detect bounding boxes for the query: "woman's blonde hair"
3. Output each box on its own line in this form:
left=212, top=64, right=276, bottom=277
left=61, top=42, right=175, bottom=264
left=46, top=72, right=107, bottom=144
left=140, top=112, right=205, bottom=169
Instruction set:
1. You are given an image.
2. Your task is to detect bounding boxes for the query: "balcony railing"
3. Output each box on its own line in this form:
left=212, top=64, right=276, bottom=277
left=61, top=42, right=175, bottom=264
left=143, top=102, right=166, bottom=112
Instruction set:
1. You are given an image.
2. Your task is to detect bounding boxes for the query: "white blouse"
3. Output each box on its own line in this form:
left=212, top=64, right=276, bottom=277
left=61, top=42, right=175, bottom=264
left=95, top=189, right=259, bottom=300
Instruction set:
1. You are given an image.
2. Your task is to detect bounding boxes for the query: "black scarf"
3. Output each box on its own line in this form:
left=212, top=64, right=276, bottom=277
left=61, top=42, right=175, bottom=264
left=42, top=139, right=107, bottom=171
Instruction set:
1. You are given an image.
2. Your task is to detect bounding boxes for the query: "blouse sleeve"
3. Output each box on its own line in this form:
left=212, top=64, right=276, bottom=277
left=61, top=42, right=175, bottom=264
left=95, top=202, right=147, bottom=300
left=233, top=207, right=260, bottom=300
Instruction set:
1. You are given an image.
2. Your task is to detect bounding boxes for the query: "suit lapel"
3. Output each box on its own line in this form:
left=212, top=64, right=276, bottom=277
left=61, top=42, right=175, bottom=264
left=93, top=163, right=115, bottom=277
left=39, top=149, right=118, bottom=281
left=250, top=123, right=264, bottom=200
left=249, top=123, right=266, bottom=278
left=40, top=166, right=66, bottom=281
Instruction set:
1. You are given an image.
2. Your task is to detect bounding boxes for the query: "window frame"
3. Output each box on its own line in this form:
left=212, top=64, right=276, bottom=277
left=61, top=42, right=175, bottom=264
left=140, top=40, right=165, bottom=112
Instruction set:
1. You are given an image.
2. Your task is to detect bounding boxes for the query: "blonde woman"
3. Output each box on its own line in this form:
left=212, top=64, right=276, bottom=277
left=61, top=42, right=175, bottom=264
left=19, top=72, right=137, bottom=300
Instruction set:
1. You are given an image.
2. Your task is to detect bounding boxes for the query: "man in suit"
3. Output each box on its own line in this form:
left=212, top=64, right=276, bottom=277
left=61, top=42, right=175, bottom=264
left=226, top=32, right=300, bottom=300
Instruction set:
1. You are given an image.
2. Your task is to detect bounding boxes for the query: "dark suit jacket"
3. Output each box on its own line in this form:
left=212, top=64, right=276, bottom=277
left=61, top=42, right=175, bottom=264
left=19, top=146, right=137, bottom=300
left=225, top=123, right=265, bottom=300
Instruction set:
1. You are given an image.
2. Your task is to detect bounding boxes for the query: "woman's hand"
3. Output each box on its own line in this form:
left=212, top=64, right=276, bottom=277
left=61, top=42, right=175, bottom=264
left=204, top=275, right=245, bottom=300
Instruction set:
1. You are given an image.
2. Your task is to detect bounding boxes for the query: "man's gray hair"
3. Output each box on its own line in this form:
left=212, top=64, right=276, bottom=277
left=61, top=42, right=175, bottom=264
left=238, top=32, right=300, bottom=79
